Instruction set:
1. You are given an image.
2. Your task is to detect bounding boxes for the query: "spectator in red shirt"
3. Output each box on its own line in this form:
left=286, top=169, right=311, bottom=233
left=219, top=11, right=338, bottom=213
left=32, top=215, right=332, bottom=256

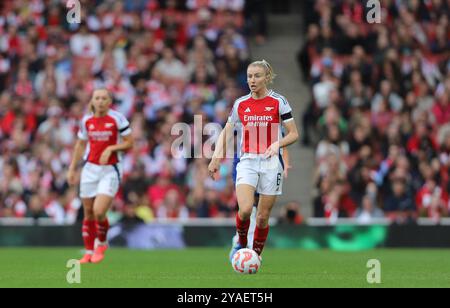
left=147, top=171, right=182, bottom=212
left=1, top=97, right=37, bottom=137
left=157, top=188, right=189, bottom=219
left=407, top=121, right=439, bottom=158
left=432, top=90, right=450, bottom=126
left=416, top=178, right=449, bottom=220
left=323, top=179, right=357, bottom=221
left=14, top=68, right=33, bottom=97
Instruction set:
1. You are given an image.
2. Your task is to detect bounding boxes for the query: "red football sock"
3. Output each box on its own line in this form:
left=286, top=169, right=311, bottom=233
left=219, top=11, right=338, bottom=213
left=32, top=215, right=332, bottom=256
left=253, top=225, right=269, bottom=255
left=236, top=213, right=251, bottom=248
left=96, top=219, right=109, bottom=243
left=82, top=220, right=96, bottom=252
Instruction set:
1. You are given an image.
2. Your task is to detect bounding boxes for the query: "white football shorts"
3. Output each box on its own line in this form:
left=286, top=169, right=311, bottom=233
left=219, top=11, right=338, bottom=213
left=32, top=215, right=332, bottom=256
left=80, top=162, right=122, bottom=198
left=235, top=154, right=284, bottom=196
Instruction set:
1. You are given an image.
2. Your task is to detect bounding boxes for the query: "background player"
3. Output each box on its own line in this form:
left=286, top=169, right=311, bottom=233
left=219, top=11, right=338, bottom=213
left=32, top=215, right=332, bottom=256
left=209, top=60, right=299, bottom=261
left=67, top=89, right=134, bottom=264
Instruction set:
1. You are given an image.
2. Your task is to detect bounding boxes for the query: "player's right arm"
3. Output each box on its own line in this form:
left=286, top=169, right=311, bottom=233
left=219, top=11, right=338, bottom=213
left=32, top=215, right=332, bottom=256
left=209, top=98, right=241, bottom=180
left=208, top=122, right=234, bottom=180
left=67, top=139, right=87, bottom=186
left=68, top=116, right=89, bottom=186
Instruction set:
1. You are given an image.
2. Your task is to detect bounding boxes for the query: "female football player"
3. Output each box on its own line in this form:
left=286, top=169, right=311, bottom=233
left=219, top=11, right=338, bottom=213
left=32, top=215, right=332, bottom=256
left=208, top=60, right=299, bottom=261
left=230, top=139, right=292, bottom=251
left=68, top=89, right=134, bottom=264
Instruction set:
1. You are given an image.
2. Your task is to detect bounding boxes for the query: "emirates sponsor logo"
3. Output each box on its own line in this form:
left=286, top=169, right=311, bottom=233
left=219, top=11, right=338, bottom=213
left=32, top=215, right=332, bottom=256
left=88, top=131, right=113, bottom=141
left=244, top=115, right=273, bottom=122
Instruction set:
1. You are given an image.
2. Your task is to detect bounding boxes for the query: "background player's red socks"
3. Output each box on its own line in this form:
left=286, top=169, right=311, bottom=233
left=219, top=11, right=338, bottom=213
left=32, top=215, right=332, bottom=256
left=236, top=214, right=251, bottom=247
left=96, top=219, right=109, bottom=243
left=82, top=220, right=96, bottom=252
left=253, top=226, right=269, bottom=255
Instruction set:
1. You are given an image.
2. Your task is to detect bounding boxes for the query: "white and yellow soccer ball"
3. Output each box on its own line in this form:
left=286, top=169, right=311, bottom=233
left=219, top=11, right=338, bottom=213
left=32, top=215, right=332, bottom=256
left=232, top=248, right=261, bottom=274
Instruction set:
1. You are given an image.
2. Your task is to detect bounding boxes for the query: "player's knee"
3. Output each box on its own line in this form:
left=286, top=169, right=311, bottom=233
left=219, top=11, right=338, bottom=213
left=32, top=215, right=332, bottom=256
left=238, top=208, right=253, bottom=221
left=83, top=207, right=94, bottom=220
left=94, top=208, right=107, bottom=221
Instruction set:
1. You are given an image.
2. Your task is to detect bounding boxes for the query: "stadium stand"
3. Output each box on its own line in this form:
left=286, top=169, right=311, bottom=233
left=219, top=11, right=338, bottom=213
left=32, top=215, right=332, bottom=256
left=0, top=0, right=254, bottom=223
left=298, top=0, right=449, bottom=224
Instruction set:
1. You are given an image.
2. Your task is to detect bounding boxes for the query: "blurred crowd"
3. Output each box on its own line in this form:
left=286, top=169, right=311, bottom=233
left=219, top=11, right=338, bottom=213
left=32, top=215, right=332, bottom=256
left=0, top=0, right=276, bottom=224
left=299, top=0, right=449, bottom=224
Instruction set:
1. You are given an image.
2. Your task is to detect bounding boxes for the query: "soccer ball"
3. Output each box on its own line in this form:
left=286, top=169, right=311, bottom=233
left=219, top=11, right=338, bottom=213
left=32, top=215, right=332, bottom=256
left=232, top=248, right=261, bottom=274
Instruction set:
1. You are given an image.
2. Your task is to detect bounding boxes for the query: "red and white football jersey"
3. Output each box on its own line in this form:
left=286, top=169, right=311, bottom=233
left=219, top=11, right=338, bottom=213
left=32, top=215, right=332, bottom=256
left=77, top=110, right=131, bottom=165
left=228, top=90, right=293, bottom=156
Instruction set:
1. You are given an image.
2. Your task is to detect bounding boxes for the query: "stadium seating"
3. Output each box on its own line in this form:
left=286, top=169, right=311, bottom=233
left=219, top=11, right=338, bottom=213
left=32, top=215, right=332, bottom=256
left=299, top=0, right=449, bottom=224
left=0, top=0, right=251, bottom=223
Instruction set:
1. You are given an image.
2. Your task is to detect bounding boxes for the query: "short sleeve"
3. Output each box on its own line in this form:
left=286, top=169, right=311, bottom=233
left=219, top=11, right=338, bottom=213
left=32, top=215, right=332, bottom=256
left=227, top=100, right=240, bottom=124
left=77, top=117, right=88, bottom=140
left=277, top=95, right=294, bottom=123
left=115, top=112, right=132, bottom=136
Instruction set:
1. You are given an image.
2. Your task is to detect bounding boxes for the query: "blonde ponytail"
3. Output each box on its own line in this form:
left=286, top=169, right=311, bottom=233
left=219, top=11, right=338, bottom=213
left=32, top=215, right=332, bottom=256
left=89, top=102, right=95, bottom=114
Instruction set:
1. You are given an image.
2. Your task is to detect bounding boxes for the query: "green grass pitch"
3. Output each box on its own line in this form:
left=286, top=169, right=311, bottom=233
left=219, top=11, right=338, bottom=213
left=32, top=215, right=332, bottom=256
left=0, top=248, right=449, bottom=288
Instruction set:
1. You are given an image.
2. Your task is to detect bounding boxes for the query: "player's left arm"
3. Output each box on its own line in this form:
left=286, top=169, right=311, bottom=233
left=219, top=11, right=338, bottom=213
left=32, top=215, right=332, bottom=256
left=100, top=134, right=134, bottom=165
left=100, top=113, right=134, bottom=165
left=265, top=120, right=299, bottom=158
left=279, top=120, right=299, bottom=148
left=106, top=134, right=134, bottom=153
left=265, top=95, right=299, bottom=158
left=282, top=147, right=291, bottom=178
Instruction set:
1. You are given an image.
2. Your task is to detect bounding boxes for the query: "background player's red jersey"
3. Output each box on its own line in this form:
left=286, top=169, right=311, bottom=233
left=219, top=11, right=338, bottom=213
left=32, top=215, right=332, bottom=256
left=77, top=110, right=131, bottom=165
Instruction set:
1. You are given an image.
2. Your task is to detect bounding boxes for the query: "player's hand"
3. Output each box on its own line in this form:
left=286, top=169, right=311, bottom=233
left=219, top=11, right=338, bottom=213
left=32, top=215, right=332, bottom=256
left=67, top=168, right=77, bottom=186
left=264, top=142, right=280, bottom=158
left=99, top=147, right=113, bottom=165
left=208, top=159, right=220, bottom=181
left=284, top=165, right=292, bottom=178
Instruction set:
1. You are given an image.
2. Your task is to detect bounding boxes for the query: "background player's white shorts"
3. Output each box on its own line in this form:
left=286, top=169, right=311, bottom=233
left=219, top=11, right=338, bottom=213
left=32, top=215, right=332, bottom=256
left=80, top=162, right=121, bottom=198
left=235, top=154, right=284, bottom=196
